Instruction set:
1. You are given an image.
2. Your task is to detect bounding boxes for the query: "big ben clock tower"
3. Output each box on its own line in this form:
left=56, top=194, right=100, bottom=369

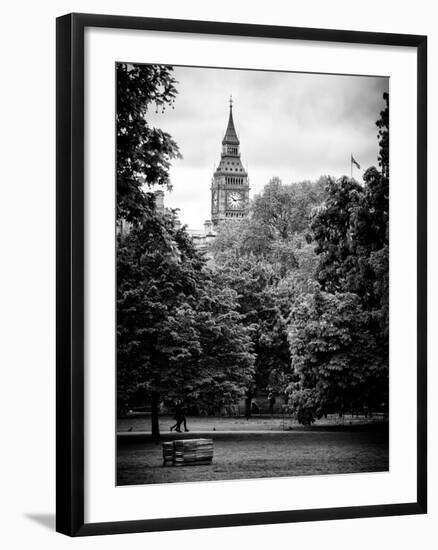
left=211, top=97, right=250, bottom=228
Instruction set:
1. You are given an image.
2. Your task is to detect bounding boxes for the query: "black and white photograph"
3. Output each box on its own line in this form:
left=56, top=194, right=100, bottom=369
left=116, top=63, right=390, bottom=486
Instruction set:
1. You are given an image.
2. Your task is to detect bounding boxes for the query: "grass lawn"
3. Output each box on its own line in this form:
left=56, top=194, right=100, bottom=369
left=117, top=427, right=388, bottom=485
left=117, top=413, right=386, bottom=433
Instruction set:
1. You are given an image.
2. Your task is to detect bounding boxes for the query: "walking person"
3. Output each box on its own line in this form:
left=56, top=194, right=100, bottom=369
left=268, top=392, right=276, bottom=416
left=170, top=400, right=189, bottom=432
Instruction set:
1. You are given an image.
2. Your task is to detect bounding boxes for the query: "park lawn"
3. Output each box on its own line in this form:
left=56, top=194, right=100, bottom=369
left=117, top=413, right=386, bottom=433
left=117, top=428, right=388, bottom=485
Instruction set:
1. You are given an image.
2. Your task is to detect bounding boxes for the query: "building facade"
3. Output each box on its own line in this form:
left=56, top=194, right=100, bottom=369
left=187, top=220, right=216, bottom=254
left=211, top=99, right=250, bottom=228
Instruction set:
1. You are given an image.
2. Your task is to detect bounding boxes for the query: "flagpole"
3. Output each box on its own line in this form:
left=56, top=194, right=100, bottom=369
left=350, top=153, right=352, bottom=178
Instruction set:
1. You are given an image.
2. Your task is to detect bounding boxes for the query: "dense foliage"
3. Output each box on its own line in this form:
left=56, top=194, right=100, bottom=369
left=116, top=63, right=181, bottom=223
left=210, top=179, right=328, bottom=414
left=287, top=290, right=388, bottom=425
left=376, top=92, right=389, bottom=178
left=286, top=95, right=389, bottom=422
left=252, top=176, right=328, bottom=240
left=117, top=217, right=255, bottom=418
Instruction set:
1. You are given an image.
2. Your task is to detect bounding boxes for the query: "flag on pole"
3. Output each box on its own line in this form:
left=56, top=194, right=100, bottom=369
left=351, top=154, right=361, bottom=169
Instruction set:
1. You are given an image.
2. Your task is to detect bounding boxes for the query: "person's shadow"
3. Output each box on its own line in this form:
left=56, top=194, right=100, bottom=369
left=25, top=513, right=55, bottom=531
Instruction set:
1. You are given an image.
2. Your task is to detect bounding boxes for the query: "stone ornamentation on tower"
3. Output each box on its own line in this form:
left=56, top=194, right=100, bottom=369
left=211, top=97, right=250, bottom=228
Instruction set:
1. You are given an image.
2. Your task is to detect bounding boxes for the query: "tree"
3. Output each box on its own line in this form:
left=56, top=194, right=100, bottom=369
left=311, top=176, right=366, bottom=296
left=287, top=93, right=390, bottom=424
left=376, top=92, right=389, bottom=178
left=117, top=212, right=199, bottom=438
left=309, top=171, right=389, bottom=351
left=311, top=93, right=389, bottom=305
left=287, top=289, right=388, bottom=424
left=310, top=94, right=389, bottom=342
left=117, top=63, right=181, bottom=223
left=116, top=63, right=187, bottom=438
left=212, top=254, right=292, bottom=416
left=251, top=177, right=328, bottom=241
left=117, top=212, right=255, bottom=440
left=209, top=217, right=274, bottom=260
left=194, top=280, right=256, bottom=414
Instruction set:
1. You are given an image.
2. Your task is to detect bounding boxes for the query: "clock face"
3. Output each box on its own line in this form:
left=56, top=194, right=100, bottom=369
left=227, top=191, right=244, bottom=210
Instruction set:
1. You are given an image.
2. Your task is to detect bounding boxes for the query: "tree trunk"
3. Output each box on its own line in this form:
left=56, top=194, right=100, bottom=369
left=151, top=391, right=160, bottom=444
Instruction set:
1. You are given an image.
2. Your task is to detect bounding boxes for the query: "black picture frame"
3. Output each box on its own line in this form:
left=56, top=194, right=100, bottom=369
left=56, top=12, right=427, bottom=537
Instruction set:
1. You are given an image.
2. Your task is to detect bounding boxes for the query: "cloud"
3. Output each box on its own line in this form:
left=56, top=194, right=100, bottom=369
left=145, top=65, right=388, bottom=229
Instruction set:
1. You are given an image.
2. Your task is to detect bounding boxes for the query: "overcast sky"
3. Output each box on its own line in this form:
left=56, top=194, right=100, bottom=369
left=145, top=65, right=388, bottom=229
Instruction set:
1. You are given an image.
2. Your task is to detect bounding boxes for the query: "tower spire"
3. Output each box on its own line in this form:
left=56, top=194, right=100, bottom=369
left=222, top=95, right=239, bottom=145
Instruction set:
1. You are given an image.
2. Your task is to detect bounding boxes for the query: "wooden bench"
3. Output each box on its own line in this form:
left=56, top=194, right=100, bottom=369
left=162, top=438, right=214, bottom=467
